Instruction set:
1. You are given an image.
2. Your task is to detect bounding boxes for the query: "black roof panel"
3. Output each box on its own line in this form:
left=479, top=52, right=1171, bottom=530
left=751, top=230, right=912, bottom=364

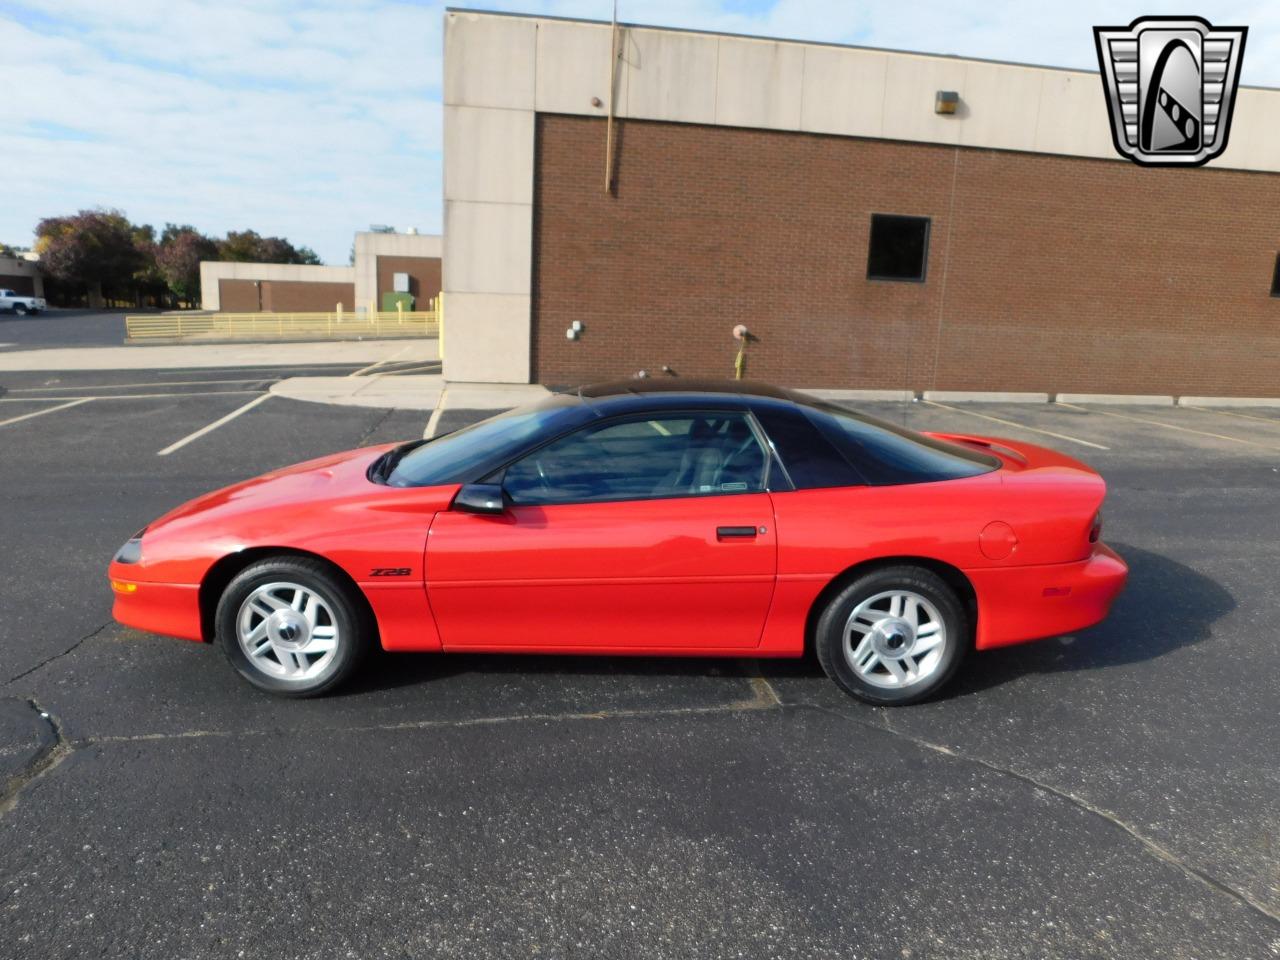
left=573, top=378, right=796, bottom=401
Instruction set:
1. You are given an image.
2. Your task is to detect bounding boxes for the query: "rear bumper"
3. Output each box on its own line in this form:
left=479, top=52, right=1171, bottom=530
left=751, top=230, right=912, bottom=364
left=966, top=542, right=1128, bottom=650
left=109, top=577, right=203, bottom=642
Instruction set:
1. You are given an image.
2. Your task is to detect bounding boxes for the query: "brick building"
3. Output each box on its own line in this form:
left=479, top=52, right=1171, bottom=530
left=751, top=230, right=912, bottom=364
left=0, top=256, right=44, bottom=298
left=200, top=230, right=441, bottom=314
left=442, top=11, right=1280, bottom=397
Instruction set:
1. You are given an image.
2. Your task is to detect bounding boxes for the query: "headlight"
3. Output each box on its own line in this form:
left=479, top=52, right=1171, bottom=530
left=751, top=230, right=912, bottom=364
left=114, top=529, right=146, bottom=564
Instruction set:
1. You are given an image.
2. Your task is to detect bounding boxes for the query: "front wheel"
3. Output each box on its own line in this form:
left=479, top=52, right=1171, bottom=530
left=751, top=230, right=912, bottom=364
left=815, top=566, right=969, bottom=706
left=13, top=304, right=27, bottom=316
left=215, top=557, right=372, bottom=696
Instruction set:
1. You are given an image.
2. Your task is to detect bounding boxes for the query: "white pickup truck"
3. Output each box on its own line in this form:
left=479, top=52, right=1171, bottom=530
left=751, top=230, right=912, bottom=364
left=0, top=289, right=46, bottom=314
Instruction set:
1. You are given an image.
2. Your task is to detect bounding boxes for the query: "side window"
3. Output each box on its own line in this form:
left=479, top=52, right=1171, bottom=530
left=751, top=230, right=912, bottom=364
left=752, top=407, right=862, bottom=489
left=803, top=405, right=998, bottom=485
left=501, top=414, right=768, bottom=506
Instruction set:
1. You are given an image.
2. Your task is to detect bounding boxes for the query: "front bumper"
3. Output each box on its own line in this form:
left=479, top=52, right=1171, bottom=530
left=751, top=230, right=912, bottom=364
left=109, top=575, right=203, bottom=642
left=966, top=542, right=1128, bottom=650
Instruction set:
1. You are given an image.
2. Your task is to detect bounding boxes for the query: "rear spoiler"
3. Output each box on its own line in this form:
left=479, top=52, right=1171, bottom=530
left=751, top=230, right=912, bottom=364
left=926, top=432, right=1030, bottom=466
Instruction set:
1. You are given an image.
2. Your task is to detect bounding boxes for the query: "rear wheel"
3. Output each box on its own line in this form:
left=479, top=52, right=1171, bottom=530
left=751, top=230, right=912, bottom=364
left=13, top=303, right=27, bottom=316
left=815, top=565, right=969, bottom=706
left=215, top=557, right=372, bottom=696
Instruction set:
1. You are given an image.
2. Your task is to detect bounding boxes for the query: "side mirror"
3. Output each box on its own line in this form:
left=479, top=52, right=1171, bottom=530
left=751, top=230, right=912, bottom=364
left=452, top=483, right=506, bottom=515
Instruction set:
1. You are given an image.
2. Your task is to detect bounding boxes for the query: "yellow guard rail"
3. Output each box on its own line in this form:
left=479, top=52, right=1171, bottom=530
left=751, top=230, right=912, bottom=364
left=126, top=302, right=440, bottom=343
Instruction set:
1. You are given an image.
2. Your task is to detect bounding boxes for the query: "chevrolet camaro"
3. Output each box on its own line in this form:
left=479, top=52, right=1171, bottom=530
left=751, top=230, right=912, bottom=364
left=108, top=380, right=1127, bottom=704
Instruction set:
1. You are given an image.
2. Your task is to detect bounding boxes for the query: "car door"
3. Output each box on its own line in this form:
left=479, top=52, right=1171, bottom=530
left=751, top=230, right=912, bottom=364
left=426, top=411, right=778, bottom=652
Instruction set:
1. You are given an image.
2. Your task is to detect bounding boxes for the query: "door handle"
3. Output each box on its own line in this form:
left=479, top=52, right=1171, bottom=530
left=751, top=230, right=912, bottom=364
left=716, top=525, right=758, bottom=539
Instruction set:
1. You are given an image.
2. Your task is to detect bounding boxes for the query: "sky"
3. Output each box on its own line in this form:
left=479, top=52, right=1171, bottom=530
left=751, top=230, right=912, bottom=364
left=2, top=1, right=1277, bottom=265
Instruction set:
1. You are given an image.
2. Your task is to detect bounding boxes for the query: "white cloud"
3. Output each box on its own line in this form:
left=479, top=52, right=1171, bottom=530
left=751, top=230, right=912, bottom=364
left=2, top=0, right=1276, bottom=263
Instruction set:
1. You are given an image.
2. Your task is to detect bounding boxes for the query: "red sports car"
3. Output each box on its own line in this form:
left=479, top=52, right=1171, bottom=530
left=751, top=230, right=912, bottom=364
left=108, top=381, right=1127, bottom=704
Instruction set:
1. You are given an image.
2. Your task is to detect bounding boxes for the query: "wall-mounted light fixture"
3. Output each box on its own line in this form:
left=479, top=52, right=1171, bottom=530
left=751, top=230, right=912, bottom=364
left=935, top=90, right=960, bottom=115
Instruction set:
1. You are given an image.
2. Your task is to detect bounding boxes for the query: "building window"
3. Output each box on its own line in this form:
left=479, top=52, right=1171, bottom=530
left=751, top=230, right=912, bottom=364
left=867, top=214, right=931, bottom=282
left=1272, top=253, right=1280, bottom=297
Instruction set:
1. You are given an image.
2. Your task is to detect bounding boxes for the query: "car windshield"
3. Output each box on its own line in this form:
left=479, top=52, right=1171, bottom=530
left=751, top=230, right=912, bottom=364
left=383, top=395, right=580, bottom=487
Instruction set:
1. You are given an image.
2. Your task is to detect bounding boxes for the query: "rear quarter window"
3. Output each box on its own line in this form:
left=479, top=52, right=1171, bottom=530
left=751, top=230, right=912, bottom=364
left=803, top=404, right=998, bottom=485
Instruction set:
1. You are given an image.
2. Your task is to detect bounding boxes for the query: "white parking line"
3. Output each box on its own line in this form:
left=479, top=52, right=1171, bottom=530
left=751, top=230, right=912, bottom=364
left=922, top=401, right=1109, bottom=450
left=0, top=390, right=265, bottom=402
left=1057, top=402, right=1280, bottom=451
left=424, top=384, right=449, bottom=439
left=0, top=398, right=92, bottom=428
left=157, top=394, right=273, bottom=456
left=10, top=376, right=280, bottom=393
left=1180, top=404, right=1280, bottom=426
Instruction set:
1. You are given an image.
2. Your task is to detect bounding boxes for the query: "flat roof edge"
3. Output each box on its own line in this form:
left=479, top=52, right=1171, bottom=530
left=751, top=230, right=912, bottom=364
left=443, top=6, right=1279, bottom=93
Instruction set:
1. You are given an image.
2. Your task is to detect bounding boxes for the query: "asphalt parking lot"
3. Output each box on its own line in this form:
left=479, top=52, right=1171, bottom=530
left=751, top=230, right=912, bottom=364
left=3, top=372, right=1280, bottom=959
left=0, top=309, right=130, bottom=350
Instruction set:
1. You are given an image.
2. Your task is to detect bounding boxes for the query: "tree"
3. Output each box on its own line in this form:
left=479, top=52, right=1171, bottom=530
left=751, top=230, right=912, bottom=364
left=218, top=230, right=322, bottom=265
left=35, top=209, right=149, bottom=308
left=156, top=224, right=218, bottom=306
left=0, top=242, right=15, bottom=258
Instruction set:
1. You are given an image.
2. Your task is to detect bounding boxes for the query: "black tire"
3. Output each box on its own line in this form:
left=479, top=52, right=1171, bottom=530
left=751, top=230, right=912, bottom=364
left=13, top=304, right=27, bottom=316
left=814, top=565, right=970, bottom=706
left=215, top=556, right=373, bottom=697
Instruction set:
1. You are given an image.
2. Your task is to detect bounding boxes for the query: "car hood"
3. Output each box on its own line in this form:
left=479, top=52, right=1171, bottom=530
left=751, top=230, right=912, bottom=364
left=149, top=443, right=397, bottom=535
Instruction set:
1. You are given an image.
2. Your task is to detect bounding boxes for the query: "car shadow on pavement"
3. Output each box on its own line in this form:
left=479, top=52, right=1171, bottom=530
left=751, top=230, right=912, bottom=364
left=945, top=541, right=1235, bottom=697
left=345, top=646, right=753, bottom=698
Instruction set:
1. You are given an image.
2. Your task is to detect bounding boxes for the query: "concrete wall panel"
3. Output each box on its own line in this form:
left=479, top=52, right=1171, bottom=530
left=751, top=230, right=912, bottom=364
left=442, top=293, right=532, bottom=383
left=620, top=28, right=717, bottom=124
left=1032, top=71, right=1114, bottom=159
left=799, top=46, right=887, bottom=137
left=714, top=38, right=804, bottom=131
left=880, top=55, right=967, bottom=146
left=444, top=11, right=536, bottom=110
left=958, top=62, right=1043, bottom=153
left=536, top=19, right=614, bottom=116
left=444, top=106, right=535, bottom=204
left=443, top=201, right=532, bottom=296
left=1214, top=87, right=1280, bottom=173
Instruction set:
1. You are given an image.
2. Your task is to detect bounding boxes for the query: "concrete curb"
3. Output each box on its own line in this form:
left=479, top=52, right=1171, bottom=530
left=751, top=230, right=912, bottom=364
left=0, top=339, right=437, bottom=372
left=269, top=376, right=551, bottom=413
left=923, top=391, right=1050, bottom=403
left=804, top=389, right=915, bottom=402
left=442, top=382, right=552, bottom=408
left=270, top=375, right=442, bottom=410
left=1179, top=396, right=1280, bottom=408
left=1057, top=393, right=1174, bottom=405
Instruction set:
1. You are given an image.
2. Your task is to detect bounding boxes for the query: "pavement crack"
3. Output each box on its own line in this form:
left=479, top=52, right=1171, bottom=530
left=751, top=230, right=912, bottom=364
left=806, top=701, right=1280, bottom=930
left=5, top=620, right=111, bottom=685
left=354, top=406, right=398, bottom=447
left=76, top=692, right=785, bottom=747
left=0, top=699, right=72, bottom=818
